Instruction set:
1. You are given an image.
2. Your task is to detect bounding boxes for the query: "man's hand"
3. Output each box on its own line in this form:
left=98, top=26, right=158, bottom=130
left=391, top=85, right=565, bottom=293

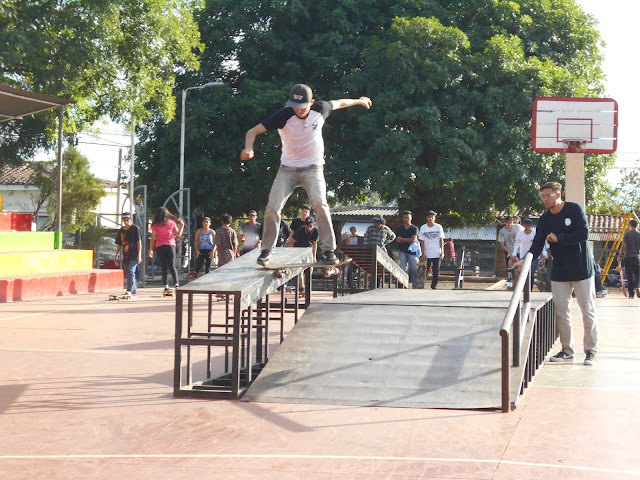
left=240, top=149, right=254, bottom=161
left=546, top=233, right=558, bottom=243
left=137, top=255, right=142, bottom=265
left=359, top=97, right=372, bottom=109
left=512, top=258, right=524, bottom=273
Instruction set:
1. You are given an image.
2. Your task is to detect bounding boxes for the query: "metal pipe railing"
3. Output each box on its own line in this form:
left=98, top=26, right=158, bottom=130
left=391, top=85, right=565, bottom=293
left=499, top=253, right=533, bottom=412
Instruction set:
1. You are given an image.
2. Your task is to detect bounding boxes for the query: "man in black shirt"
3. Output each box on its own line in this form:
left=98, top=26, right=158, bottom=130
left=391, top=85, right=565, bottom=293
left=115, top=212, right=142, bottom=297
left=514, top=181, right=598, bottom=366
left=394, top=210, right=419, bottom=288
left=620, top=218, right=640, bottom=298
left=289, top=216, right=319, bottom=292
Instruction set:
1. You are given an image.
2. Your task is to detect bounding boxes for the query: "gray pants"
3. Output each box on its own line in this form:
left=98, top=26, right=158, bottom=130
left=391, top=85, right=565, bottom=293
left=551, top=276, right=598, bottom=355
left=262, top=164, right=336, bottom=253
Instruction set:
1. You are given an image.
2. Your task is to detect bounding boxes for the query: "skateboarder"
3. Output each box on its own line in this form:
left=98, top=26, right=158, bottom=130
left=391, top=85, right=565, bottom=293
left=240, top=83, right=372, bottom=266
left=115, top=212, right=142, bottom=298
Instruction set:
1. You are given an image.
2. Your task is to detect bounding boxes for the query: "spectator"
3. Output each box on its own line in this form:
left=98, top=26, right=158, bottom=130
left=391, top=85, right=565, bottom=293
left=443, top=237, right=456, bottom=269
left=194, top=216, right=216, bottom=275
left=362, top=214, right=396, bottom=254
left=149, top=207, right=184, bottom=293
left=238, top=210, right=261, bottom=255
left=619, top=218, right=640, bottom=298
left=115, top=212, right=142, bottom=298
left=259, top=219, right=290, bottom=248
left=343, top=226, right=361, bottom=246
left=289, top=216, right=319, bottom=292
left=215, top=214, right=239, bottom=267
left=511, top=219, right=546, bottom=284
left=419, top=210, right=445, bottom=290
left=498, top=215, right=523, bottom=284
left=288, top=204, right=311, bottom=245
left=394, top=210, right=420, bottom=289
left=514, top=181, right=598, bottom=366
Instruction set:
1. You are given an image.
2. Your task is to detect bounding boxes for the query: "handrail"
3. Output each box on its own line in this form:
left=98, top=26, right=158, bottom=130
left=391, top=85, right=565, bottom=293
left=454, top=246, right=466, bottom=289
left=499, top=252, right=533, bottom=412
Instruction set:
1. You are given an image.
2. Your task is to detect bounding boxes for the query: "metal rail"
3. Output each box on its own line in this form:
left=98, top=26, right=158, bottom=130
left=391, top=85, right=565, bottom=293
left=499, top=253, right=555, bottom=412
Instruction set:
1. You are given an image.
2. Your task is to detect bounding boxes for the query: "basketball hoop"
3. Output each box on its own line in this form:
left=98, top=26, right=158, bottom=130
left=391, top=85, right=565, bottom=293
left=562, top=139, right=587, bottom=153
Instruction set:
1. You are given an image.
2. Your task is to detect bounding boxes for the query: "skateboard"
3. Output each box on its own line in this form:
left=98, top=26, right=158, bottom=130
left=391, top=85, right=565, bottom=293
left=163, top=288, right=174, bottom=297
left=417, top=259, right=427, bottom=289
left=619, top=267, right=628, bottom=297
left=109, top=294, right=131, bottom=301
left=262, top=258, right=352, bottom=277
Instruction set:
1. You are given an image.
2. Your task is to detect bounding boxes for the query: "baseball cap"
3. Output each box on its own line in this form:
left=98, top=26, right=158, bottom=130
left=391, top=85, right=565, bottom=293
left=286, top=84, right=312, bottom=108
left=426, top=210, right=436, bottom=216
left=304, top=216, right=315, bottom=226
left=122, top=212, right=131, bottom=220
left=523, top=218, right=533, bottom=225
left=372, top=214, right=383, bottom=223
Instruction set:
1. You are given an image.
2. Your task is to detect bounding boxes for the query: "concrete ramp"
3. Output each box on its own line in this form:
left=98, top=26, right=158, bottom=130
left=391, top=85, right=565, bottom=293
left=244, top=289, right=552, bottom=409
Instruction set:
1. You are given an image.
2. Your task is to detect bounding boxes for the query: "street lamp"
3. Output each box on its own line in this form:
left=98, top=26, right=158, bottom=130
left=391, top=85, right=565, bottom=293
left=179, top=81, right=224, bottom=217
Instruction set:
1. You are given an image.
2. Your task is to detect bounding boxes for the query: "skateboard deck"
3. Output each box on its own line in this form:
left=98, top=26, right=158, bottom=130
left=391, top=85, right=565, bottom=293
left=620, top=267, right=628, bottom=297
left=163, top=289, right=174, bottom=297
left=263, top=259, right=352, bottom=277
left=109, top=294, right=131, bottom=301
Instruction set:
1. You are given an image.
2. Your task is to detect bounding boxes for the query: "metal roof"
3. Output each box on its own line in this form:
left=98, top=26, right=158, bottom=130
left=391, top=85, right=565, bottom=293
left=0, top=84, right=74, bottom=123
left=331, top=205, right=399, bottom=219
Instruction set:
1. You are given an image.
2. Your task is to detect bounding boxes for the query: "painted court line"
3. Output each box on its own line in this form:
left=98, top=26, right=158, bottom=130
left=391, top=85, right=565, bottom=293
left=0, top=454, right=638, bottom=475
left=0, top=348, right=168, bottom=356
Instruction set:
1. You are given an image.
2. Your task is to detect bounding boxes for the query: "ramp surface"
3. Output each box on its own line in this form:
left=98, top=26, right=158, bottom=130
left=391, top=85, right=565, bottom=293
left=244, top=289, right=551, bottom=409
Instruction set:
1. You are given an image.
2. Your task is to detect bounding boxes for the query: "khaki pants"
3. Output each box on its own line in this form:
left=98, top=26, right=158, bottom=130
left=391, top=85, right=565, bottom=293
left=551, top=276, right=598, bottom=355
left=262, top=164, right=336, bottom=254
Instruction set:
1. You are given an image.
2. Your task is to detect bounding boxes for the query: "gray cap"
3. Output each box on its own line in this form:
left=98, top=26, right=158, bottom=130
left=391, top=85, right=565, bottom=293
left=286, top=84, right=312, bottom=108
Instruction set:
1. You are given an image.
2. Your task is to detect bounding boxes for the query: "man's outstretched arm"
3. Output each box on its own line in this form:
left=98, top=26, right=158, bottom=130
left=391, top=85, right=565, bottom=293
left=240, top=123, right=267, bottom=160
left=331, top=97, right=372, bottom=110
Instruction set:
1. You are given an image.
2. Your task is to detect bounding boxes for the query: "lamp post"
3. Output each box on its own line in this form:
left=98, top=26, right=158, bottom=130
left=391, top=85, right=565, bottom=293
left=179, top=81, right=224, bottom=218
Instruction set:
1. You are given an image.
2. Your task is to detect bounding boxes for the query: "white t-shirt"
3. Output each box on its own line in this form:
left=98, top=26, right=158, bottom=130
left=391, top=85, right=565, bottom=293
left=513, top=229, right=536, bottom=258
left=418, top=223, right=444, bottom=258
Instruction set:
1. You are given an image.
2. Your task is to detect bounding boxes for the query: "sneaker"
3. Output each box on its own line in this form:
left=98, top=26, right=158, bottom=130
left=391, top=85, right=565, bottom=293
left=549, top=350, right=574, bottom=362
left=125, top=291, right=132, bottom=296
left=596, top=291, right=604, bottom=298
left=257, top=249, right=273, bottom=266
left=584, top=351, right=597, bottom=366
left=130, top=293, right=137, bottom=299
left=322, top=250, right=339, bottom=265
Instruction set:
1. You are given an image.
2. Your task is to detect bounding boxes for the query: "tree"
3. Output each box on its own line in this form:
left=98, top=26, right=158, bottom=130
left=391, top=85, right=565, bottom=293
left=31, top=147, right=106, bottom=233
left=136, top=0, right=609, bottom=225
left=0, top=0, right=204, bottom=165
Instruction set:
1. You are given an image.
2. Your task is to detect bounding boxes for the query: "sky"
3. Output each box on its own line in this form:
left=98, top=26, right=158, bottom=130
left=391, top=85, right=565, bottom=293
left=73, top=0, right=639, bottom=186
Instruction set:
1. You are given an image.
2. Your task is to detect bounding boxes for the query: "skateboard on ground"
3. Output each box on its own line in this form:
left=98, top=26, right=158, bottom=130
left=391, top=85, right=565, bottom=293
left=109, top=294, right=131, bottom=301
left=262, top=259, right=352, bottom=277
left=163, top=288, right=174, bottom=297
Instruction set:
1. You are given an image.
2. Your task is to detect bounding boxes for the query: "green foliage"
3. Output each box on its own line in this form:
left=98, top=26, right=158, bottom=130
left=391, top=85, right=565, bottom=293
left=136, top=0, right=609, bottom=225
left=33, top=147, right=106, bottom=233
left=0, top=0, right=204, bottom=165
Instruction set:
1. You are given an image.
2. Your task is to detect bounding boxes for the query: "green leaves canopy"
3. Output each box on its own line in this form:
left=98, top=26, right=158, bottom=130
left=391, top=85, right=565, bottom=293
left=0, top=0, right=204, bottom=165
left=136, top=0, right=609, bottom=224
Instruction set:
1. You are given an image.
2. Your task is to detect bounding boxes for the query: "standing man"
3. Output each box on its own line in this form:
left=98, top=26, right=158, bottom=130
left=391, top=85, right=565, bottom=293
left=511, top=218, right=546, bottom=284
left=241, top=83, right=372, bottom=266
left=394, top=210, right=420, bottom=289
left=619, top=218, right=640, bottom=298
left=288, top=204, right=311, bottom=245
left=419, top=210, right=445, bottom=290
left=362, top=214, right=396, bottom=253
left=289, top=216, right=319, bottom=292
left=514, top=181, right=598, bottom=366
left=115, top=212, right=142, bottom=298
left=238, top=210, right=261, bottom=255
left=498, top=215, right=524, bottom=285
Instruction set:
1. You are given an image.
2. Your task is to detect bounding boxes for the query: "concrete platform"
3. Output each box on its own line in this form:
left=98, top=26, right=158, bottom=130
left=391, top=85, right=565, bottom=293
left=0, top=288, right=638, bottom=479
left=0, top=269, right=124, bottom=302
left=243, top=289, right=552, bottom=409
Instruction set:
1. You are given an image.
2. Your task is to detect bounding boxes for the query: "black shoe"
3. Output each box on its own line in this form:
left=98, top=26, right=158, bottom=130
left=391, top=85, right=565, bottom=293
left=584, top=351, right=597, bottom=366
left=257, top=249, right=273, bottom=266
left=322, top=250, right=339, bottom=265
left=549, top=350, right=574, bottom=362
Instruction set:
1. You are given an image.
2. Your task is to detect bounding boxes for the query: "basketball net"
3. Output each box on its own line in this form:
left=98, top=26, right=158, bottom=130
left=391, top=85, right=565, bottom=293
left=561, top=139, right=587, bottom=154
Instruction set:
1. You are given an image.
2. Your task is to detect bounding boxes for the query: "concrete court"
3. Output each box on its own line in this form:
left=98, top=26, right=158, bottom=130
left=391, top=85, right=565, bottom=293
left=0, top=286, right=639, bottom=480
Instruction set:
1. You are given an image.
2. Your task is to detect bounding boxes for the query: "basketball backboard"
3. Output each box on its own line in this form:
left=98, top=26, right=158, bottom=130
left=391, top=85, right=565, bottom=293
left=531, top=97, right=618, bottom=154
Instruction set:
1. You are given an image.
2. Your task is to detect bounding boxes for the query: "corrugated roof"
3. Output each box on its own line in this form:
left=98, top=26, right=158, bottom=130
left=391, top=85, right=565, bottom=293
left=331, top=205, right=398, bottom=219
left=444, top=226, right=497, bottom=241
